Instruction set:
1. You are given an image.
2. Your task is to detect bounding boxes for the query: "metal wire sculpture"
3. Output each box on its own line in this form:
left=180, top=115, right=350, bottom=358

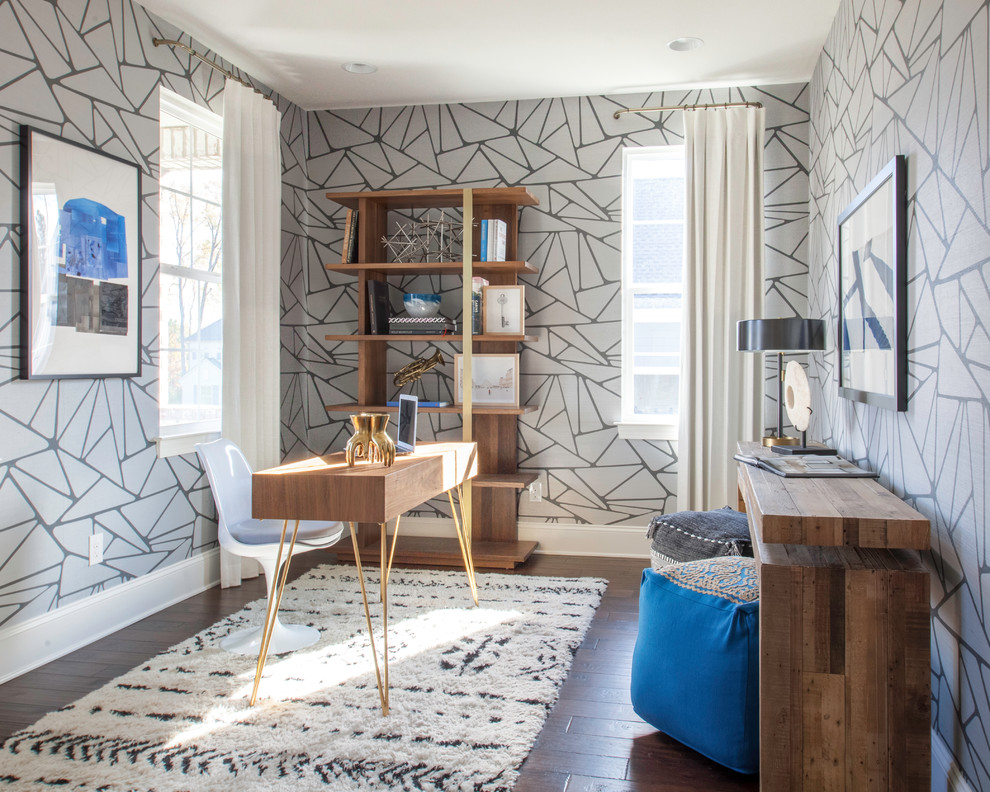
left=393, top=350, right=445, bottom=388
left=382, top=210, right=464, bottom=263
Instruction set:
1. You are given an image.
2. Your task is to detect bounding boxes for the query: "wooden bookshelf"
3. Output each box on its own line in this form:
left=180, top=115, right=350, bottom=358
left=324, top=186, right=540, bottom=568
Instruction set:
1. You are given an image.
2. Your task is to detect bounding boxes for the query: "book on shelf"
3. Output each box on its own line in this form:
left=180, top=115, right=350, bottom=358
left=366, top=279, right=390, bottom=334
left=488, top=219, right=506, bottom=261
left=477, top=219, right=506, bottom=261
left=388, top=315, right=457, bottom=335
left=471, top=276, right=488, bottom=334
left=341, top=209, right=359, bottom=264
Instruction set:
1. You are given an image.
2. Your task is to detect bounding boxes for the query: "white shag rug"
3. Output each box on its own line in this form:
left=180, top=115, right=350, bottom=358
left=0, top=564, right=606, bottom=791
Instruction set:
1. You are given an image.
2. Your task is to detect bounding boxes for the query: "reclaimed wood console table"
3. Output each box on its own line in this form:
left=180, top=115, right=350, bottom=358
left=736, top=441, right=930, bottom=791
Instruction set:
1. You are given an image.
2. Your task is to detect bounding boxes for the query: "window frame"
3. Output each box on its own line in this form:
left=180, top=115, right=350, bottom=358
left=155, top=90, right=224, bottom=458
left=617, top=144, right=686, bottom=441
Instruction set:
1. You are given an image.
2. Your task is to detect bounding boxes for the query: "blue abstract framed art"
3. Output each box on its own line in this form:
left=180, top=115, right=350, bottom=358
left=837, top=155, right=907, bottom=411
left=20, top=126, right=141, bottom=379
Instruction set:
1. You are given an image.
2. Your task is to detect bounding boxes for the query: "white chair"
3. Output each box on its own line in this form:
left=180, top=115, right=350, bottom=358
left=196, top=439, right=345, bottom=655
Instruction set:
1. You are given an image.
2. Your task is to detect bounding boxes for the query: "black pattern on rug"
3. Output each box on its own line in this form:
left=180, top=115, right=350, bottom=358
left=0, top=565, right=606, bottom=791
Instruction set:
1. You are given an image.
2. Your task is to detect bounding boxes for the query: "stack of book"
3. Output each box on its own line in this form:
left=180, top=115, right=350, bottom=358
left=478, top=219, right=506, bottom=261
left=388, top=316, right=457, bottom=335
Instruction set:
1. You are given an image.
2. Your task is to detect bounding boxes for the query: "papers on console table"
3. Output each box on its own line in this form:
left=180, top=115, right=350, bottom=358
left=734, top=453, right=878, bottom=478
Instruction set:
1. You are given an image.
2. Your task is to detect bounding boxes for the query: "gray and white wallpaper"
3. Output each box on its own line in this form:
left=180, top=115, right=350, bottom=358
left=0, top=0, right=303, bottom=632
left=281, top=86, right=812, bottom=525
left=808, top=0, right=990, bottom=786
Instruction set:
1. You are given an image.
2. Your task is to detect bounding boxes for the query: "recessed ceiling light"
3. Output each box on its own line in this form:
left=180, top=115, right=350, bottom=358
left=342, top=62, right=378, bottom=74
left=667, top=37, right=704, bottom=52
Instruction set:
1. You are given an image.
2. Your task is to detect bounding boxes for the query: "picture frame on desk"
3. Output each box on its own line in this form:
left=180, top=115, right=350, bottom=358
left=837, top=154, right=907, bottom=411
left=483, top=285, right=524, bottom=335
left=20, top=125, right=142, bottom=379
left=454, top=353, right=519, bottom=407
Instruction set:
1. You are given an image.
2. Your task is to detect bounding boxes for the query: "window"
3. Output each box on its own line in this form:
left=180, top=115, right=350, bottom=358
left=157, top=90, right=223, bottom=456
left=619, top=145, right=686, bottom=440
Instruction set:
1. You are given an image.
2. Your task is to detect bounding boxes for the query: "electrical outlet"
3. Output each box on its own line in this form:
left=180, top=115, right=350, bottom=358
left=88, top=532, right=104, bottom=566
left=528, top=481, right=542, bottom=502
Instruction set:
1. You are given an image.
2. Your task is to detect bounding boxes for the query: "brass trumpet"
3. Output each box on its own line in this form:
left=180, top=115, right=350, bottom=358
left=393, top=350, right=445, bottom=388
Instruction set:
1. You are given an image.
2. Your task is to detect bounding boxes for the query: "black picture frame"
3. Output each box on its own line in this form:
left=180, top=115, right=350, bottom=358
left=836, top=154, right=907, bottom=411
left=20, top=126, right=142, bottom=379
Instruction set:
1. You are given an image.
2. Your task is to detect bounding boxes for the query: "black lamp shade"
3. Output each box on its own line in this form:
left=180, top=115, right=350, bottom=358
left=736, top=318, right=825, bottom=352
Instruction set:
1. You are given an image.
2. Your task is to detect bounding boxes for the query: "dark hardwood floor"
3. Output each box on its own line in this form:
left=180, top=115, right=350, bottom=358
left=0, top=552, right=758, bottom=791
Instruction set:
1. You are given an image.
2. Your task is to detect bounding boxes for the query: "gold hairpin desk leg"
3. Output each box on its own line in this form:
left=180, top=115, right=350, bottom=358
left=448, top=486, right=478, bottom=605
left=349, top=520, right=389, bottom=715
left=249, top=518, right=302, bottom=707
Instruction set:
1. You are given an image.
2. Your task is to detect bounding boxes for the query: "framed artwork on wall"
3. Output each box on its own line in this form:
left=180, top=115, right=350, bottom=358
left=20, top=126, right=142, bottom=379
left=454, top=353, right=520, bottom=407
left=836, top=154, right=907, bottom=411
left=482, top=285, right=524, bottom=335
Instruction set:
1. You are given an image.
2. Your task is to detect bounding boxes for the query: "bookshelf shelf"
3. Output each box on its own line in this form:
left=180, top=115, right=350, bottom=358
left=323, top=333, right=538, bottom=343
left=325, top=260, right=538, bottom=276
left=324, top=403, right=538, bottom=416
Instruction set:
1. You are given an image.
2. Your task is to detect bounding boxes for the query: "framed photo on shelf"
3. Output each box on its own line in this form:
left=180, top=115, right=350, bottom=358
left=482, top=285, right=524, bottom=335
left=454, top=353, right=520, bottom=407
left=836, top=154, right=906, bottom=411
left=20, top=126, right=142, bottom=379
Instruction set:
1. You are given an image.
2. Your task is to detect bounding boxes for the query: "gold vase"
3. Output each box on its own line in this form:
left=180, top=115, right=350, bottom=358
left=368, top=413, right=396, bottom=467
left=345, top=413, right=373, bottom=466
left=344, top=413, right=396, bottom=467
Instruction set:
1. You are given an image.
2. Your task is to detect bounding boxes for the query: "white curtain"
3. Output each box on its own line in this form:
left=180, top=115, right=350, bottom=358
left=219, top=79, right=283, bottom=586
left=677, top=107, right=765, bottom=511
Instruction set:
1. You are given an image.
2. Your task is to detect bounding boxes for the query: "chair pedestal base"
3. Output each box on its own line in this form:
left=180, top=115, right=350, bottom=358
left=222, top=619, right=320, bottom=655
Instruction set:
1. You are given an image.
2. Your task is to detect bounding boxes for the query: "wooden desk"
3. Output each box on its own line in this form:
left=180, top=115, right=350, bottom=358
left=251, top=442, right=479, bottom=712
left=736, top=442, right=930, bottom=792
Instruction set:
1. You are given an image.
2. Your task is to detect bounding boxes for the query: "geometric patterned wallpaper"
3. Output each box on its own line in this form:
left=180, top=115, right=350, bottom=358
left=0, top=0, right=296, bottom=632
left=808, top=0, right=989, bottom=786
left=0, top=0, right=814, bottom=641
left=282, top=84, right=812, bottom=525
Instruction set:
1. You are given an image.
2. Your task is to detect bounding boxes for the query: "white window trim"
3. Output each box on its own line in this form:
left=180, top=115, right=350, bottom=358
left=157, top=88, right=224, bottom=455
left=155, top=425, right=222, bottom=459
left=619, top=144, right=685, bottom=440
left=615, top=420, right=679, bottom=441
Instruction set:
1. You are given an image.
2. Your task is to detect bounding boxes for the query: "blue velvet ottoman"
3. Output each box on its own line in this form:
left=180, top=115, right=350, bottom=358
left=630, top=556, right=760, bottom=774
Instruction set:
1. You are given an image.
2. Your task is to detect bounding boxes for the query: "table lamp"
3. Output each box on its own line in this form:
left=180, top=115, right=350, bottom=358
left=736, top=317, right=825, bottom=447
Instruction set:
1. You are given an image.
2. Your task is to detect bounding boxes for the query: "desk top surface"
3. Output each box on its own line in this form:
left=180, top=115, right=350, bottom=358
left=737, top=441, right=929, bottom=550
left=252, top=442, right=478, bottom=524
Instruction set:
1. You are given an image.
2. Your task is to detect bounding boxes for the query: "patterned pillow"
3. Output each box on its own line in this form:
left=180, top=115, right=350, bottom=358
left=656, top=556, right=759, bottom=603
left=646, top=506, right=753, bottom=570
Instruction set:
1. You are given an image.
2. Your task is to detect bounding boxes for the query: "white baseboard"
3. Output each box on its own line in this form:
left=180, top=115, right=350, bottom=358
left=932, top=729, right=977, bottom=792
left=0, top=549, right=221, bottom=685
left=394, top=518, right=650, bottom=559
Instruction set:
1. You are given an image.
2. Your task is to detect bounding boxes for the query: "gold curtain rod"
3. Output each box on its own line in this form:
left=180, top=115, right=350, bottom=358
left=152, top=38, right=268, bottom=97
left=613, top=101, right=762, bottom=120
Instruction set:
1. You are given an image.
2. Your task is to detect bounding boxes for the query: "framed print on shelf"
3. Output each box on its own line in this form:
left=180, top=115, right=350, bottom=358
left=836, top=154, right=907, bottom=411
left=482, top=285, right=524, bottom=335
left=20, top=126, right=142, bottom=379
left=454, top=353, right=520, bottom=407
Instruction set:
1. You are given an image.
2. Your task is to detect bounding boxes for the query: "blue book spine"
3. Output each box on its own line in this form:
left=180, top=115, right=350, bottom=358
left=479, top=219, right=488, bottom=261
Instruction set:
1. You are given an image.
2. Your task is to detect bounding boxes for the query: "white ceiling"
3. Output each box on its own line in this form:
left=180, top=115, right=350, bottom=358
left=140, top=0, right=841, bottom=111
